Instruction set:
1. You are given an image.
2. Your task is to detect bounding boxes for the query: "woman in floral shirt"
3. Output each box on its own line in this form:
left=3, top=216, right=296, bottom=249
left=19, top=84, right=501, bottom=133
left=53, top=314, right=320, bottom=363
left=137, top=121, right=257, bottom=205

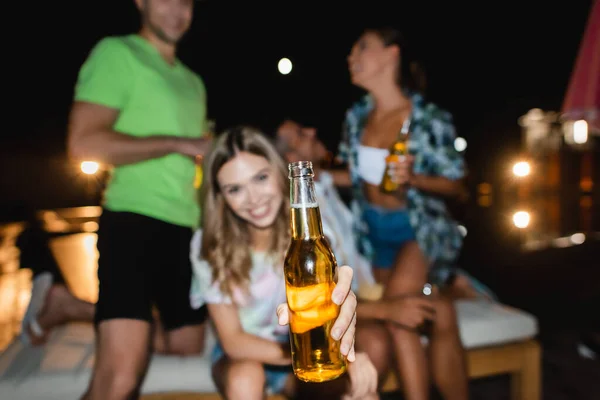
left=339, top=27, right=469, bottom=400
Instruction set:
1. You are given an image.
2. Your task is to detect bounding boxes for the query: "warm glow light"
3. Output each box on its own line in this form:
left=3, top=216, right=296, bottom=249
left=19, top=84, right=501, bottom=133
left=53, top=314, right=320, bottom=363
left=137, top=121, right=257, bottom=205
left=570, top=233, right=586, bottom=245
left=81, top=161, right=99, bottom=175
left=512, top=161, right=530, bottom=177
left=573, top=120, right=588, bottom=144
left=477, top=195, right=492, bottom=207
left=454, top=137, right=467, bottom=152
left=512, top=211, right=530, bottom=229
left=477, top=182, right=492, bottom=195
left=278, top=58, right=292, bottom=75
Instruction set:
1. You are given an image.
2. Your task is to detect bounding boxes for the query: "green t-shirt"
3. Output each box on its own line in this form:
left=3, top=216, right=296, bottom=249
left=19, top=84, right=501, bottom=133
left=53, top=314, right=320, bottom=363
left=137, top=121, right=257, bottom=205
left=74, top=34, right=206, bottom=228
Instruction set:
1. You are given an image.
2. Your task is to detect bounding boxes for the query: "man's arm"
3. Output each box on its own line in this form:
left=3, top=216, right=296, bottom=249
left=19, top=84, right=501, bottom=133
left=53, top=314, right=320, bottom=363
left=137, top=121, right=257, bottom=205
left=68, top=37, right=210, bottom=166
left=67, top=101, right=210, bottom=166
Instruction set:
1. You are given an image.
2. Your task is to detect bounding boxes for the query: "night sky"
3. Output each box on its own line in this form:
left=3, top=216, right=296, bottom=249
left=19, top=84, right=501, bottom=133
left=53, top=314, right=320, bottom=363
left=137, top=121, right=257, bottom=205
left=2, top=0, right=594, bottom=211
left=2, top=1, right=598, bottom=317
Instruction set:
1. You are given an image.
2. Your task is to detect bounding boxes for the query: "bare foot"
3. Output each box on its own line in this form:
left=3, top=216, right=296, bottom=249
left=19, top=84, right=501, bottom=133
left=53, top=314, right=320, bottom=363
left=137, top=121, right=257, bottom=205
left=27, top=284, right=77, bottom=346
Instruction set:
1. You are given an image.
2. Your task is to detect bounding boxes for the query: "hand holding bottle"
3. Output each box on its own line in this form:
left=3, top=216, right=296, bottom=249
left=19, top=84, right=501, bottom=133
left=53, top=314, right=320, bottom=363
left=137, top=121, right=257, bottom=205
left=175, top=137, right=213, bottom=159
left=276, top=265, right=358, bottom=362
left=385, top=154, right=415, bottom=187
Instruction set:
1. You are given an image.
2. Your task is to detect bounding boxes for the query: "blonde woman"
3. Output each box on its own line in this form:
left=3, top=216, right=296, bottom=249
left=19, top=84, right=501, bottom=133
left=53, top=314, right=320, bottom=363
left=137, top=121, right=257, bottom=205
left=190, top=126, right=378, bottom=400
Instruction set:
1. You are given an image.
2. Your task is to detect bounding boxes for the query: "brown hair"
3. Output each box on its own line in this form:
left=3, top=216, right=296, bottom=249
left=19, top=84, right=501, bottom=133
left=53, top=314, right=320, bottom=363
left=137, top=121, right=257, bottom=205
left=366, top=27, right=427, bottom=95
left=199, top=125, right=290, bottom=300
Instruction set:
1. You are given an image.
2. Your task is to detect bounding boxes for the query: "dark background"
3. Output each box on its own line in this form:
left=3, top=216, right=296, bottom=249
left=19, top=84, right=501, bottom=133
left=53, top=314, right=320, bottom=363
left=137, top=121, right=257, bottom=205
left=5, top=1, right=592, bottom=154
left=1, top=3, right=599, bottom=396
left=2, top=0, right=597, bottom=283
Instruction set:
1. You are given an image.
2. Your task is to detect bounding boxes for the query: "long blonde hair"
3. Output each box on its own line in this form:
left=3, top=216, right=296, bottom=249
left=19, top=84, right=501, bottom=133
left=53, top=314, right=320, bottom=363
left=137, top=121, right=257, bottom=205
left=199, top=126, right=290, bottom=300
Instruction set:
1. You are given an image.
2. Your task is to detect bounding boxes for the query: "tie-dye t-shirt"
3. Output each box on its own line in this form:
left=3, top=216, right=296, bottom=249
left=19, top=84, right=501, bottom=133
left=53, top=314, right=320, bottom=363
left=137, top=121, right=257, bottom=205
left=189, top=230, right=288, bottom=341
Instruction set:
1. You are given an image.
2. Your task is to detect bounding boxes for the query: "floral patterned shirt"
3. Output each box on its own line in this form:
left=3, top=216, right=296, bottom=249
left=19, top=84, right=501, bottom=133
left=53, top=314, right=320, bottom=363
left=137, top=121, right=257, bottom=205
left=338, top=92, right=465, bottom=271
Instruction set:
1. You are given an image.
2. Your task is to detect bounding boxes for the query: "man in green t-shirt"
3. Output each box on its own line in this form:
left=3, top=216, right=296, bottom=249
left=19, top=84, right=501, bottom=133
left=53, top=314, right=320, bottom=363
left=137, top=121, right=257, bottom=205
left=67, top=0, right=209, bottom=398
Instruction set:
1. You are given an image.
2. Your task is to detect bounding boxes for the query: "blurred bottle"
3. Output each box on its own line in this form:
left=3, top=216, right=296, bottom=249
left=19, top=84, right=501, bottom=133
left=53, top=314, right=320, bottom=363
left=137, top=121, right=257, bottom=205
left=380, top=118, right=411, bottom=194
left=194, top=121, right=216, bottom=189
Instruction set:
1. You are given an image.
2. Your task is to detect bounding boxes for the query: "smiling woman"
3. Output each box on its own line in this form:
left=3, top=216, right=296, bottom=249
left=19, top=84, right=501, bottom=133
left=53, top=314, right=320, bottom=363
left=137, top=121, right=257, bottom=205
left=199, top=126, right=289, bottom=300
left=189, top=126, right=376, bottom=399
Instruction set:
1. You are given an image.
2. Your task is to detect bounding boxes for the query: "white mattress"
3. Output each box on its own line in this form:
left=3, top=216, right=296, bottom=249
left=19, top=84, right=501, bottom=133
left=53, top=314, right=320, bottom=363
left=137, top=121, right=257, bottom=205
left=455, top=299, right=538, bottom=348
left=0, top=323, right=218, bottom=399
left=0, top=300, right=538, bottom=399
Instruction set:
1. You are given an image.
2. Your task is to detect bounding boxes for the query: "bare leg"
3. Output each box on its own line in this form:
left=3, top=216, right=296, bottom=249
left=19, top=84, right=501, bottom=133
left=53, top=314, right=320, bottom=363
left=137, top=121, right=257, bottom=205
left=443, top=274, right=481, bottom=300
left=383, top=242, right=428, bottom=296
left=384, top=241, right=430, bottom=400
left=30, top=285, right=205, bottom=356
left=212, top=357, right=266, bottom=400
left=163, top=323, right=205, bottom=355
left=356, top=321, right=393, bottom=388
left=81, top=319, right=152, bottom=400
left=28, top=284, right=94, bottom=345
left=151, top=302, right=206, bottom=355
left=387, top=327, right=429, bottom=400
left=373, top=268, right=392, bottom=285
left=429, top=297, right=469, bottom=400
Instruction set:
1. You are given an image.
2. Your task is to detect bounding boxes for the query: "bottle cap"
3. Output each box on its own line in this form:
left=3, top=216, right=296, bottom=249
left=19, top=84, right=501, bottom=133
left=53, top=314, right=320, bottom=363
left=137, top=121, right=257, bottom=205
left=288, top=161, right=314, bottom=178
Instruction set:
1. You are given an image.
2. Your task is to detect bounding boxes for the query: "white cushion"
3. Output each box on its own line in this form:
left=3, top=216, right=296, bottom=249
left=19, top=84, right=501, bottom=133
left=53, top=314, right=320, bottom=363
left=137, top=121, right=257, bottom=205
left=456, top=299, right=538, bottom=349
left=0, top=300, right=538, bottom=399
left=0, top=323, right=218, bottom=400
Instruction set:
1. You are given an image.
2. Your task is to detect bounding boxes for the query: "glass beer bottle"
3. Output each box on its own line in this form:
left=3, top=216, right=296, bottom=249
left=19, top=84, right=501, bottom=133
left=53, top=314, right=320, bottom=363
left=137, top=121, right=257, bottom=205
left=284, top=161, right=347, bottom=382
left=380, top=117, right=411, bottom=193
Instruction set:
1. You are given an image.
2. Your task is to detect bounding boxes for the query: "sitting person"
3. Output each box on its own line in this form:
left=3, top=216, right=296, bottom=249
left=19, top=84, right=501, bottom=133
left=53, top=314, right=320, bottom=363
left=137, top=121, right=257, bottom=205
left=335, top=26, right=477, bottom=399
left=17, top=219, right=203, bottom=356
left=190, top=126, right=378, bottom=400
left=275, top=120, right=377, bottom=293
left=16, top=208, right=98, bottom=348
left=276, top=120, right=494, bottom=301
left=275, top=119, right=484, bottom=400
left=17, top=208, right=209, bottom=359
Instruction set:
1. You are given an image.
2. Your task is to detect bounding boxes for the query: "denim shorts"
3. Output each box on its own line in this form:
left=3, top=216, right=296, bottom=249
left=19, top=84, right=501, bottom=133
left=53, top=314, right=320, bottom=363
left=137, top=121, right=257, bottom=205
left=363, top=204, right=416, bottom=269
left=211, top=340, right=292, bottom=395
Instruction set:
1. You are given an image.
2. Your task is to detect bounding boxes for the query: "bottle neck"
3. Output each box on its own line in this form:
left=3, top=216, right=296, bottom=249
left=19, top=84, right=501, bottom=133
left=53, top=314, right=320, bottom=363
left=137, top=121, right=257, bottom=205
left=289, top=164, right=323, bottom=240
left=396, top=116, right=411, bottom=141
left=390, top=117, right=410, bottom=153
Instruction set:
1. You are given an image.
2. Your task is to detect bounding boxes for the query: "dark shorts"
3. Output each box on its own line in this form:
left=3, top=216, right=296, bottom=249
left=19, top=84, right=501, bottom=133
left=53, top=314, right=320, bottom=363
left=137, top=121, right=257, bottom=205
left=95, top=209, right=208, bottom=331
left=363, top=204, right=416, bottom=269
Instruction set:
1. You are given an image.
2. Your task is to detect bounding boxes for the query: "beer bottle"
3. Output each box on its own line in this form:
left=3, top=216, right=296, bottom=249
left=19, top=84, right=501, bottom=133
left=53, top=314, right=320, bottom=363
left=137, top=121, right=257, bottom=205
left=380, top=117, right=411, bottom=193
left=284, top=161, right=347, bottom=382
left=194, top=155, right=203, bottom=189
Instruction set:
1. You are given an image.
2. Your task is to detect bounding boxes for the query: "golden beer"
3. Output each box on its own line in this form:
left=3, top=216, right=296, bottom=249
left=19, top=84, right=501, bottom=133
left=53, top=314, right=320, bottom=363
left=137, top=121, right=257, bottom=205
left=380, top=118, right=411, bottom=194
left=380, top=136, right=408, bottom=193
left=284, top=161, right=347, bottom=383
